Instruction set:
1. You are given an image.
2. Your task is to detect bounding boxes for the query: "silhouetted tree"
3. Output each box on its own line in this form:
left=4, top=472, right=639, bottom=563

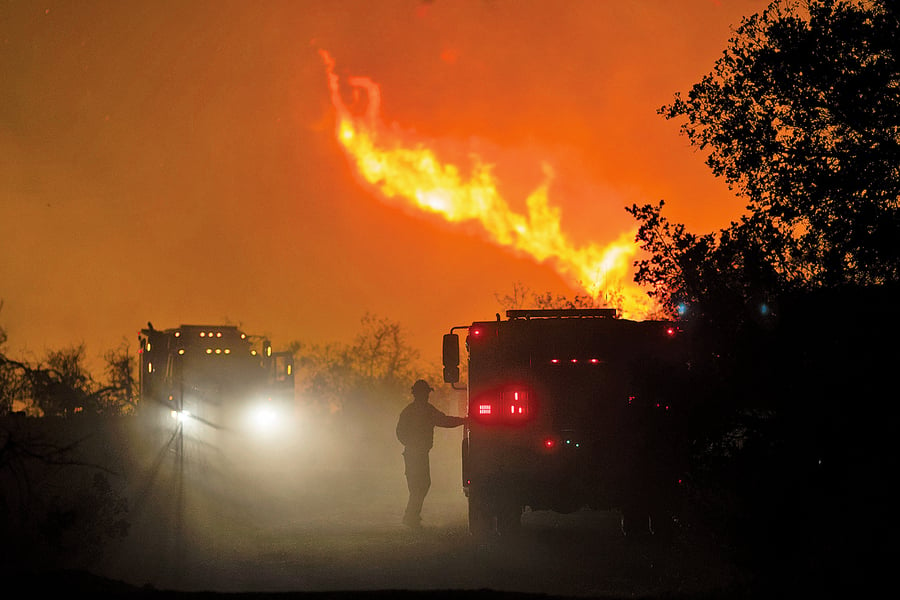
left=0, top=355, right=30, bottom=417
left=628, top=0, right=900, bottom=318
left=30, top=345, right=95, bottom=417
left=1, top=342, right=137, bottom=418
left=291, top=313, right=445, bottom=477
left=0, top=318, right=135, bottom=574
left=0, top=301, right=16, bottom=416
left=624, top=3, right=899, bottom=583
left=494, top=281, right=603, bottom=311
left=293, top=313, right=423, bottom=415
left=97, top=342, right=137, bottom=415
left=353, top=313, right=419, bottom=389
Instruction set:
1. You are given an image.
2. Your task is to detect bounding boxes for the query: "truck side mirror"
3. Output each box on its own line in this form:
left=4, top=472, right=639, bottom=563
left=442, top=333, right=460, bottom=383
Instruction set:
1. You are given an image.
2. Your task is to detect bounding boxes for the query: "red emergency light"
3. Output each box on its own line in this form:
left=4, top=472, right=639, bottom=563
left=502, top=389, right=529, bottom=419
left=471, top=387, right=532, bottom=423
left=549, top=358, right=604, bottom=365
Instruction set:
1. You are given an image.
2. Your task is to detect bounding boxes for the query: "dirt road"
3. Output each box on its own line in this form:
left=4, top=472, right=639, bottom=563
left=95, top=426, right=745, bottom=598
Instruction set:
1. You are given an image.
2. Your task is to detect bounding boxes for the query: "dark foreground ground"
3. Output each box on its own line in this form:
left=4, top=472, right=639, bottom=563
left=89, top=450, right=741, bottom=597
left=30, top=504, right=749, bottom=599
left=6, top=412, right=883, bottom=599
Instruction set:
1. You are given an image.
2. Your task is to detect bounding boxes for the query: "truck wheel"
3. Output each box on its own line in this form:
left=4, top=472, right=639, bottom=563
left=648, top=491, right=680, bottom=542
left=649, top=511, right=676, bottom=541
left=620, top=505, right=651, bottom=538
left=468, top=488, right=495, bottom=537
left=497, top=500, right=523, bottom=537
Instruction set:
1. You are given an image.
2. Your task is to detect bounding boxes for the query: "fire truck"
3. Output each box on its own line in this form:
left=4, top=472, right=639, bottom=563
left=442, top=308, right=688, bottom=537
left=137, top=323, right=295, bottom=452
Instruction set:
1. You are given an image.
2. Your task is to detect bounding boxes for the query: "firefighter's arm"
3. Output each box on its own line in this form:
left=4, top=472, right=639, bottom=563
left=435, top=413, right=466, bottom=428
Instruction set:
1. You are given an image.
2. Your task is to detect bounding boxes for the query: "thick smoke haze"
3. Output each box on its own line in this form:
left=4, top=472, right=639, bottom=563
left=74, top=405, right=738, bottom=596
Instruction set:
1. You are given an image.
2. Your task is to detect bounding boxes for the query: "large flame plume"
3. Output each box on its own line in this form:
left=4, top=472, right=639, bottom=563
left=320, top=50, right=654, bottom=318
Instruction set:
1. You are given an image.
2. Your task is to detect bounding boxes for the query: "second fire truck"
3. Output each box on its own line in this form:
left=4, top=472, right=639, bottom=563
left=137, top=323, right=295, bottom=455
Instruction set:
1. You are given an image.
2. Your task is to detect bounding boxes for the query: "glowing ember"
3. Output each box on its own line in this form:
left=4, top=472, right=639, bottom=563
left=320, top=50, right=654, bottom=318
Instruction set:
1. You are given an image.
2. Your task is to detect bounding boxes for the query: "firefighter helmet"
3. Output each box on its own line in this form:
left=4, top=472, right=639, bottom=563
left=411, top=379, right=434, bottom=395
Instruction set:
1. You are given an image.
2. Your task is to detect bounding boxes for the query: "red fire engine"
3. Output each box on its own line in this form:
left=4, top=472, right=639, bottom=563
left=442, top=308, right=688, bottom=537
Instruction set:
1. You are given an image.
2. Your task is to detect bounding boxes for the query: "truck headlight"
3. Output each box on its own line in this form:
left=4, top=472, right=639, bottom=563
left=247, top=404, right=281, bottom=434
left=170, top=409, right=192, bottom=422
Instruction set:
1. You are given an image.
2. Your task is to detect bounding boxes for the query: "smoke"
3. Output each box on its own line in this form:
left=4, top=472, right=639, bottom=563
left=90, top=403, right=467, bottom=590
left=8, top=409, right=739, bottom=596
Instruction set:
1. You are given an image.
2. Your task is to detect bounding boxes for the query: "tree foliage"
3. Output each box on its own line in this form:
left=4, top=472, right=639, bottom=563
left=290, top=313, right=451, bottom=475
left=623, top=3, right=900, bottom=570
left=293, top=312, right=424, bottom=415
left=629, top=0, right=900, bottom=316
left=494, top=281, right=604, bottom=312
left=99, top=344, right=138, bottom=415
left=31, top=345, right=96, bottom=417
left=0, top=343, right=137, bottom=418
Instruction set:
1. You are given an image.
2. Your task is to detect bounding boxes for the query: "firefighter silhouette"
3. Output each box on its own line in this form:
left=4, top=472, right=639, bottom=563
left=396, top=379, right=465, bottom=528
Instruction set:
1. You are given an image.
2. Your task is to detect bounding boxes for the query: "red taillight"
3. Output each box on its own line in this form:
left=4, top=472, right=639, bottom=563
left=472, top=387, right=532, bottom=422
left=502, top=388, right=529, bottom=419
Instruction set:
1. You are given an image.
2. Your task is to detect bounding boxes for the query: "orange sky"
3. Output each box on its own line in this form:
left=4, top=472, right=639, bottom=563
left=0, top=0, right=769, bottom=370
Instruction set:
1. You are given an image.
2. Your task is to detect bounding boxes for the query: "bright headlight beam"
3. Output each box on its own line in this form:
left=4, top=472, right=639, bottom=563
left=248, top=404, right=281, bottom=434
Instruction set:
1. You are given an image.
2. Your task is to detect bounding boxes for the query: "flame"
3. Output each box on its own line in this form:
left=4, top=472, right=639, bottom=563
left=320, top=50, right=655, bottom=318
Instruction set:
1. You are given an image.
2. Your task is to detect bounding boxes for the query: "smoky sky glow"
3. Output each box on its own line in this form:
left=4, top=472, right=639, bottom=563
left=4, top=6, right=771, bottom=592
left=0, top=0, right=768, bottom=364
